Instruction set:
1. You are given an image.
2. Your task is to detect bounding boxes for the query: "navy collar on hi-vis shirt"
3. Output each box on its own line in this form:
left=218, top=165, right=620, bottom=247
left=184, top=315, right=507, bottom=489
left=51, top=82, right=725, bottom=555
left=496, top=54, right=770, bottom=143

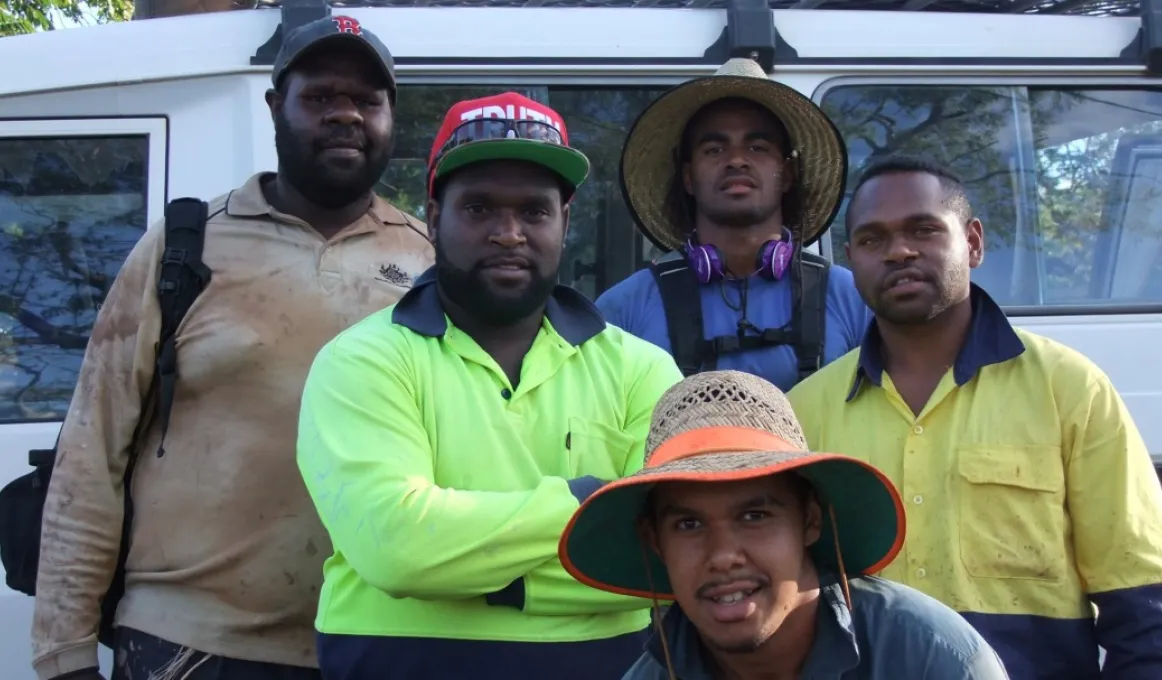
left=392, top=266, right=607, bottom=346
left=847, top=284, right=1026, bottom=402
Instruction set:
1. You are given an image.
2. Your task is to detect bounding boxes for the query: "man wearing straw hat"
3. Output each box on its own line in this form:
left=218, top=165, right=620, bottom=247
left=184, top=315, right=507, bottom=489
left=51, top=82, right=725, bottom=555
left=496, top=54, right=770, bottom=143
left=596, top=57, right=870, bottom=391
left=559, top=370, right=1009, bottom=680
left=296, top=92, right=683, bottom=679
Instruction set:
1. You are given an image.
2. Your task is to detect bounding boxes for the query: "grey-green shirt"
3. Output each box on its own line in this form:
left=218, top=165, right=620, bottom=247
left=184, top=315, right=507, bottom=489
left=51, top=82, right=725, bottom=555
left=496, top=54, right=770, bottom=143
left=623, top=575, right=1009, bottom=680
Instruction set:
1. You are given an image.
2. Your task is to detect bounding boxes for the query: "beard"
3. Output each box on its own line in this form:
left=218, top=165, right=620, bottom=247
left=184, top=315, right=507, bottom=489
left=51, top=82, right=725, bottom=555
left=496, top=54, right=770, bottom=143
left=870, top=260, right=971, bottom=325
left=434, top=238, right=557, bottom=326
left=697, top=191, right=780, bottom=229
left=273, top=112, right=393, bottom=209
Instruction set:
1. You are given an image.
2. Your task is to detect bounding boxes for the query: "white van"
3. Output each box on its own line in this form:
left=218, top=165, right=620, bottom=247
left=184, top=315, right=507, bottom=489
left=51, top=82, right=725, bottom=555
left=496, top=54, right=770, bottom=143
left=1, top=0, right=1159, bottom=675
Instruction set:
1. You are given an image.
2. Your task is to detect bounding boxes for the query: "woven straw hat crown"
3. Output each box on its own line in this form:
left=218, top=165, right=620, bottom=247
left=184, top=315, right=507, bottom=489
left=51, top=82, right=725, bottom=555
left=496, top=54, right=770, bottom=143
left=645, top=370, right=808, bottom=463
left=715, top=56, right=770, bottom=79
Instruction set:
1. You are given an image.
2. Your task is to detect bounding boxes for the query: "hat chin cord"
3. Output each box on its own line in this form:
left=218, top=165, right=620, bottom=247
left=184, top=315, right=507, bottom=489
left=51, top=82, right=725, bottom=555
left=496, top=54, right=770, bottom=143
left=641, top=502, right=851, bottom=680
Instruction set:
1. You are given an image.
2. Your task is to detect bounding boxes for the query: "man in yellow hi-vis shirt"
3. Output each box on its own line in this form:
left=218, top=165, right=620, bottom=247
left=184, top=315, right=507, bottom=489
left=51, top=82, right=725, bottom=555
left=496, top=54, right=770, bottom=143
left=295, top=92, right=682, bottom=679
left=787, top=155, right=1162, bottom=680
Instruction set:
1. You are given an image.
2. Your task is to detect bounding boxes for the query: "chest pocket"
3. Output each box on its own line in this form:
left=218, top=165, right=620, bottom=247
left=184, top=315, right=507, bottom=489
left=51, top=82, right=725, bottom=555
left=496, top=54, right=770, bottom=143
left=566, top=417, right=636, bottom=481
left=956, top=445, right=1066, bottom=581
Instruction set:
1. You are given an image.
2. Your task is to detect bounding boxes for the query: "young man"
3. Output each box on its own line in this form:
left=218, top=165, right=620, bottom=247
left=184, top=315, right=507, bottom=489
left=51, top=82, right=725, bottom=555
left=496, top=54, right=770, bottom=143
left=295, top=92, right=683, bottom=679
left=787, top=156, right=1162, bottom=680
left=31, top=16, right=434, bottom=680
left=596, top=57, right=870, bottom=390
left=558, top=369, right=1010, bottom=680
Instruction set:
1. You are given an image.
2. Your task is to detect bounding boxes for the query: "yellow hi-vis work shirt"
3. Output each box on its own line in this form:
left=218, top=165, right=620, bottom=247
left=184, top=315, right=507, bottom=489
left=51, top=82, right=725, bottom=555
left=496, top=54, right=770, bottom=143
left=787, top=285, right=1162, bottom=680
left=296, top=268, right=683, bottom=677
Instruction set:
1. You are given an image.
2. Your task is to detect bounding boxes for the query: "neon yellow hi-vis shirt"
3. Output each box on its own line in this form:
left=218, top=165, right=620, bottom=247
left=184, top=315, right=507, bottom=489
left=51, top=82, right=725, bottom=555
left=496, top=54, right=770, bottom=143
left=296, top=271, right=682, bottom=648
left=787, top=285, right=1162, bottom=680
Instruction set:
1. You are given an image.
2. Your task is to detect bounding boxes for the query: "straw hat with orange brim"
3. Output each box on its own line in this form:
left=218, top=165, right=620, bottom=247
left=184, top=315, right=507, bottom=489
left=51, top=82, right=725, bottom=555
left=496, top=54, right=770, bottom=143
left=559, top=370, right=905, bottom=602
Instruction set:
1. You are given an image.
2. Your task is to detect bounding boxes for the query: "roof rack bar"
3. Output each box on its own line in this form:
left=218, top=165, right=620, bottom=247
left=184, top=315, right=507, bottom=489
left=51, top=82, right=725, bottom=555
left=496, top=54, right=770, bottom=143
left=251, top=0, right=332, bottom=67
left=702, top=0, right=786, bottom=72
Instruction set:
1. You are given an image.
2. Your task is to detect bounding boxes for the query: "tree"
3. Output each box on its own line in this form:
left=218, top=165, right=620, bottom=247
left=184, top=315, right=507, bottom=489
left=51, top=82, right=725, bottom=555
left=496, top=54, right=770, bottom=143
left=0, top=1, right=134, bottom=36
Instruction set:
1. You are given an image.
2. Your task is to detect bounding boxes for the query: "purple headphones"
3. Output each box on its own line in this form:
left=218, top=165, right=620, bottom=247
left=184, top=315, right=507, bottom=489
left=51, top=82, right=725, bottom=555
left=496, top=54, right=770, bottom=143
left=684, top=227, right=795, bottom=285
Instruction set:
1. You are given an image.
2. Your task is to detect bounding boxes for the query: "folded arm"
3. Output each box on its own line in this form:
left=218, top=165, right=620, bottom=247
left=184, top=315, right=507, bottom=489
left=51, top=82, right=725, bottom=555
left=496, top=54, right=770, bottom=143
left=297, top=330, right=593, bottom=601
left=494, top=345, right=683, bottom=616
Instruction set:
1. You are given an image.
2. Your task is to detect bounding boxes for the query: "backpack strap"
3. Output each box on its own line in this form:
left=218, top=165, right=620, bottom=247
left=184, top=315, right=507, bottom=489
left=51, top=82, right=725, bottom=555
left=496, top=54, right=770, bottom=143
left=153, top=198, right=212, bottom=457
left=103, top=198, right=211, bottom=648
left=649, top=251, right=705, bottom=377
left=649, top=247, right=831, bottom=384
left=792, top=251, right=830, bottom=383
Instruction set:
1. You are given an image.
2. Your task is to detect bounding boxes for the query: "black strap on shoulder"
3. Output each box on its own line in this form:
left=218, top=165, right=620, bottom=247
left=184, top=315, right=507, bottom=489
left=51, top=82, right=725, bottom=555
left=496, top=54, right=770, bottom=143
left=793, top=251, right=830, bottom=383
left=649, top=251, right=704, bottom=377
left=650, top=247, right=831, bottom=384
left=153, top=198, right=211, bottom=457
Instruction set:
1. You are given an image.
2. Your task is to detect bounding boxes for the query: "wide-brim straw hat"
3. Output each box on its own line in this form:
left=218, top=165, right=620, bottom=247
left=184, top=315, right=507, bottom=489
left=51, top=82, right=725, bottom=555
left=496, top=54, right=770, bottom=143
left=559, top=370, right=904, bottom=600
left=620, top=57, right=848, bottom=251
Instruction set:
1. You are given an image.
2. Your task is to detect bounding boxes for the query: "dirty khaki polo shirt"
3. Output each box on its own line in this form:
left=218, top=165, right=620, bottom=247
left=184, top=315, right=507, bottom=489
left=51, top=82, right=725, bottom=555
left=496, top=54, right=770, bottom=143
left=31, top=172, right=434, bottom=679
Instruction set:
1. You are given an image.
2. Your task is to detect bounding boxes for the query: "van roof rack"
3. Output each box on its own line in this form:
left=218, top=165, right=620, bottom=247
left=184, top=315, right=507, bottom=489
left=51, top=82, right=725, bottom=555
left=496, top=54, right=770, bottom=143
left=246, top=0, right=1137, bottom=13
left=249, top=0, right=1160, bottom=73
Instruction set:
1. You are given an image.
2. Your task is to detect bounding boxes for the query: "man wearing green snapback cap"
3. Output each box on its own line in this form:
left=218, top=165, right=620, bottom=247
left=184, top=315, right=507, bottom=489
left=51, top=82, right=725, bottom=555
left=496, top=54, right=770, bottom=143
left=559, top=370, right=1009, bottom=680
left=296, top=92, right=683, bottom=679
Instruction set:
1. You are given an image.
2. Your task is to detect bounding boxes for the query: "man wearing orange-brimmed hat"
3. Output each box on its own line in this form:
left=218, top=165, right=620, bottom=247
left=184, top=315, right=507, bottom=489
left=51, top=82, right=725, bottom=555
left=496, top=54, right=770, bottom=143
left=559, top=370, right=1009, bottom=680
left=596, top=57, right=870, bottom=392
left=297, top=92, right=682, bottom=679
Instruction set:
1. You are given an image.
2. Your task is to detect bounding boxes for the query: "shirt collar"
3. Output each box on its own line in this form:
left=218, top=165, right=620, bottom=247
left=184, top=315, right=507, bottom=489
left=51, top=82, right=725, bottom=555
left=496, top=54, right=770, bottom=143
left=646, top=576, right=860, bottom=679
left=225, top=172, right=413, bottom=227
left=391, top=266, right=607, bottom=347
left=846, top=283, right=1026, bottom=402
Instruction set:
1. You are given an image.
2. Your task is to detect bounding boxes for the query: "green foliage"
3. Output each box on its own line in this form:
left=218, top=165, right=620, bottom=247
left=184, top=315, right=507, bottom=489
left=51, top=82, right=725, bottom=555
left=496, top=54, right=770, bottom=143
left=0, top=0, right=133, bottom=37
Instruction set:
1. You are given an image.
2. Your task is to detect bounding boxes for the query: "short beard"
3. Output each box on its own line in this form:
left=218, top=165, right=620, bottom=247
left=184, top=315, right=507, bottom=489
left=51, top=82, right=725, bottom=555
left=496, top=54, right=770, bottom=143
left=872, top=261, right=970, bottom=325
left=698, top=199, right=779, bottom=230
left=434, top=238, right=557, bottom=326
left=273, top=111, right=393, bottom=209
left=708, top=635, right=769, bottom=655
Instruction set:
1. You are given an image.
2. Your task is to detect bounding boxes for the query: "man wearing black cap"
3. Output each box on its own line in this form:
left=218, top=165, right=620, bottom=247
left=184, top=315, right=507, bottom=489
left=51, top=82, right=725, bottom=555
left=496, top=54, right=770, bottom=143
left=29, top=15, right=432, bottom=680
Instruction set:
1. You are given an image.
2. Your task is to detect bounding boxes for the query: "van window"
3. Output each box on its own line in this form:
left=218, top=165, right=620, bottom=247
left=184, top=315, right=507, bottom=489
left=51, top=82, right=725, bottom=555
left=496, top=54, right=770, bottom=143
left=818, top=84, right=1162, bottom=312
left=382, top=85, right=666, bottom=299
left=0, top=134, right=150, bottom=423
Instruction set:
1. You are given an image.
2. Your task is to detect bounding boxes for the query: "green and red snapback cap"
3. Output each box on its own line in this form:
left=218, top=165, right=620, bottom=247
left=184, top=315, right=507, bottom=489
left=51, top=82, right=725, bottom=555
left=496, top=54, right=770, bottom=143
left=427, top=92, right=591, bottom=199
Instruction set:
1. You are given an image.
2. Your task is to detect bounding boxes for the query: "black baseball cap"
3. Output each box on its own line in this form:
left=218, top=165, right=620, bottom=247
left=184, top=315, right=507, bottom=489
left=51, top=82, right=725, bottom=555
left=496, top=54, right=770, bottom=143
left=271, top=15, right=397, bottom=100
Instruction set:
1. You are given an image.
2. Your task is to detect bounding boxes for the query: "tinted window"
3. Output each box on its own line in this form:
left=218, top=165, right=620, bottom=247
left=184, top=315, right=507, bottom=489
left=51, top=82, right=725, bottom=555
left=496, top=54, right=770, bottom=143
left=0, top=135, right=149, bottom=423
left=820, top=85, right=1162, bottom=310
left=380, top=85, right=665, bottom=299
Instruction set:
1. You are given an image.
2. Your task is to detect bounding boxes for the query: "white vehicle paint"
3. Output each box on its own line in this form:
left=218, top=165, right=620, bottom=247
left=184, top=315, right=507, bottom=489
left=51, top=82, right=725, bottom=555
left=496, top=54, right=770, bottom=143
left=0, top=1, right=1158, bottom=676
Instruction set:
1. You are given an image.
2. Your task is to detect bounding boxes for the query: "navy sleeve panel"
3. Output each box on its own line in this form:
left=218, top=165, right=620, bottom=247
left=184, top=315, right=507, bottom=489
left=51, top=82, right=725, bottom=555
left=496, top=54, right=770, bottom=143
left=567, top=476, right=606, bottom=503
left=1090, top=582, right=1162, bottom=679
left=959, top=611, right=1102, bottom=680
left=317, top=629, right=649, bottom=680
left=484, top=578, right=526, bottom=610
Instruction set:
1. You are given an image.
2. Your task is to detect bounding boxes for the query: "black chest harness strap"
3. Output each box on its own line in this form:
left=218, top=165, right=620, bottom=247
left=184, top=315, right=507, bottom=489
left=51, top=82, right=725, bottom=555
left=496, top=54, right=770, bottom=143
left=648, top=249, right=830, bottom=383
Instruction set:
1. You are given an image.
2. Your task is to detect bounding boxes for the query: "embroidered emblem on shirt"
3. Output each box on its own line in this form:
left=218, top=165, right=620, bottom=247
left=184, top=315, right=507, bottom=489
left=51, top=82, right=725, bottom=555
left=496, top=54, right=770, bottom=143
left=376, top=263, right=413, bottom=287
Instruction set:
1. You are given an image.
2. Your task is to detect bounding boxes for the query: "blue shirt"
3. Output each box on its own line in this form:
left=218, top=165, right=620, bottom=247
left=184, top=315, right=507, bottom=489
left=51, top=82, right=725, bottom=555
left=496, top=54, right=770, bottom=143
left=623, top=575, right=1011, bottom=680
left=595, top=261, right=871, bottom=391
